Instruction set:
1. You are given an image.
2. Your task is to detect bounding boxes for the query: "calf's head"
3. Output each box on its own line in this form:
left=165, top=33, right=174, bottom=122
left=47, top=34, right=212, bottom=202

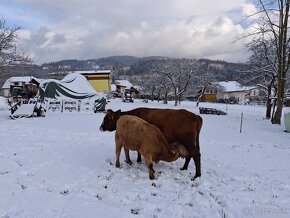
left=170, top=142, right=189, bottom=158
left=99, top=109, right=121, bottom=132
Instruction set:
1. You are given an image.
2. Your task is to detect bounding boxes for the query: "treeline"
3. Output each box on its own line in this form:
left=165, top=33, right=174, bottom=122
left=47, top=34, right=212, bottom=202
left=1, top=56, right=251, bottom=88
left=114, top=57, right=250, bottom=85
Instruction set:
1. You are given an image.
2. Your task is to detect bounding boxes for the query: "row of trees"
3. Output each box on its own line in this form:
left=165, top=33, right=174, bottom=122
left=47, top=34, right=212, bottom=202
left=136, top=59, right=214, bottom=106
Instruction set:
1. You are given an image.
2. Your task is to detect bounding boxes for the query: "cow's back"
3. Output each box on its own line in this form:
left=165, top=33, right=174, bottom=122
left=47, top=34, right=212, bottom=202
left=129, top=108, right=200, bottom=144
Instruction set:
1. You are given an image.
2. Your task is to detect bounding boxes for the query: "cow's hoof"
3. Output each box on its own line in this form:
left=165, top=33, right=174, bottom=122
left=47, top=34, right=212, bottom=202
left=126, top=160, right=133, bottom=165
left=191, top=174, right=201, bottom=181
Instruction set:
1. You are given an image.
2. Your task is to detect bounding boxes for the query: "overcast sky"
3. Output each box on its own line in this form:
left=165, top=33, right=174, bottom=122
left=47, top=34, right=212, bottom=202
left=0, top=0, right=257, bottom=64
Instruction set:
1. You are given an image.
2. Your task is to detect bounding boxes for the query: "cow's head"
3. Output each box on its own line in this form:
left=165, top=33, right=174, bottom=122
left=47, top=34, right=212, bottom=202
left=99, top=109, right=121, bottom=132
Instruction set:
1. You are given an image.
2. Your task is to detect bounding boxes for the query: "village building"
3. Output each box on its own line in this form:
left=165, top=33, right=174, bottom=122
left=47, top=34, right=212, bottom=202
left=246, top=87, right=267, bottom=102
left=115, top=80, right=133, bottom=93
left=194, top=81, right=267, bottom=104
left=215, top=81, right=267, bottom=104
left=75, top=70, right=111, bottom=92
left=1, top=76, right=41, bottom=99
left=114, top=80, right=140, bottom=97
left=196, top=84, right=218, bottom=103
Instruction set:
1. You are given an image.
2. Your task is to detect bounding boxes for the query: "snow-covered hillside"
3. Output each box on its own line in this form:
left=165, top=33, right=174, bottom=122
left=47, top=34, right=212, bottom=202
left=0, top=99, right=289, bottom=218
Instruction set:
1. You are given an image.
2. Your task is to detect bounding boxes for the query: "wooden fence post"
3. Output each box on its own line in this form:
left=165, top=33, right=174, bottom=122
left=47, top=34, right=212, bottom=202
left=240, top=113, right=243, bottom=133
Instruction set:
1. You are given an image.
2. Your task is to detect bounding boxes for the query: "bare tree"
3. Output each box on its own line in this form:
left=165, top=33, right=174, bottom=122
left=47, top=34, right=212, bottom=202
left=0, top=18, right=31, bottom=70
left=245, top=37, right=278, bottom=119
left=152, top=59, right=200, bottom=106
left=193, top=61, right=216, bottom=107
left=243, top=0, right=290, bottom=124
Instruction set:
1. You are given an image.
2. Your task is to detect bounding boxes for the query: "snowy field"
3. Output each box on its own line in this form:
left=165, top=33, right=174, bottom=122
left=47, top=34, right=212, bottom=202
left=0, top=98, right=290, bottom=218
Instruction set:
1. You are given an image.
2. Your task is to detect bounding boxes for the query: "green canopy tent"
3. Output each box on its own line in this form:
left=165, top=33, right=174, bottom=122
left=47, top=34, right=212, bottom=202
left=39, top=73, right=106, bottom=112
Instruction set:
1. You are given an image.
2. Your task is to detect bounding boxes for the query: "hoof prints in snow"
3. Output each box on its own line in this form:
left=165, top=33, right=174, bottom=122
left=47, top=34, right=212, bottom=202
left=1, top=99, right=290, bottom=217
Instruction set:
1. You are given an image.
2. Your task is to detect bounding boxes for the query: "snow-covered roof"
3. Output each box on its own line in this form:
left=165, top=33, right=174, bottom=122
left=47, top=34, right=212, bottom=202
left=115, top=80, right=132, bottom=88
left=215, top=81, right=254, bottom=92
left=74, top=70, right=111, bottom=75
left=2, top=76, right=42, bottom=89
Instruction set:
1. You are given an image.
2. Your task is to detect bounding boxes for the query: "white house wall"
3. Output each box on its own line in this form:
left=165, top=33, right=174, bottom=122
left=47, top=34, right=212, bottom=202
left=217, top=91, right=249, bottom=103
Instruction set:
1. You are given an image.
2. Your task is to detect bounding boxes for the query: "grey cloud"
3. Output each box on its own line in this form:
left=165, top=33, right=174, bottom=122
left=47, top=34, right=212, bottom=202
left=29, top=26, right=50, bottom=46
left=51, top=34, right=67, bottom=44
left=11, top=0, right=253, bottom=63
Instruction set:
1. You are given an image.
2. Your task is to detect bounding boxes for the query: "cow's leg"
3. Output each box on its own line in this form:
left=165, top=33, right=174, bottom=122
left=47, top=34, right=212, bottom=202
left=137, top=153, right=142, bottom=163
left=180, top=157, right=191, bottom=170
left=115, top=135, right=122, bottom=168
left=180, top=135, right=201, bottom=179
left=124, top=148, right=132, bottom=165
left=181, top=148, right=201, bottom=179
left=144, top=157, right=155, bottom=180
left=192, top=148, right=201, bottom=180
left=180, top=148, right=201, bottom=174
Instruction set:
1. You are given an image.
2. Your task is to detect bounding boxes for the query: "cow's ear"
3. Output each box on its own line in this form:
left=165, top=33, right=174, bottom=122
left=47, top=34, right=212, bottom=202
left=117, top=109, right=121, bottom=115
left=106, top=109, right=112, bottom=113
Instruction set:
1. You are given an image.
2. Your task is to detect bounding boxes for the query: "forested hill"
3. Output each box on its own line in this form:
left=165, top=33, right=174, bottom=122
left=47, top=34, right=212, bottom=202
left=0, top=56, right=250, bottom=88
left=119, top=57, right=250, bottom=83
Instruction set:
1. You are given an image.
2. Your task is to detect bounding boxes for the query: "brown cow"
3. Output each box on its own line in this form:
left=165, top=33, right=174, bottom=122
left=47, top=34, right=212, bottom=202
left=115, top=115, right=189, bottom=179
left=99, top=107, right=203, bottom=179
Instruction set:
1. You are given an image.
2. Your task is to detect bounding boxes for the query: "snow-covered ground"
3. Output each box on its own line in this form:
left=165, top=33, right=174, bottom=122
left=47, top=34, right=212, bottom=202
left=0, top=99, right=289, bottom=218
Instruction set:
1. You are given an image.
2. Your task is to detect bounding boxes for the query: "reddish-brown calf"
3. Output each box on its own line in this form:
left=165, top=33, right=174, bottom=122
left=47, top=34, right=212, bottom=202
left=115, top=115, right=188, bottom=179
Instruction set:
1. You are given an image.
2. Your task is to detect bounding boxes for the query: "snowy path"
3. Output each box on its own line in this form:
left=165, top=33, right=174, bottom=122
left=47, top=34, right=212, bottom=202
left=0, top=100, right=289, bottom=218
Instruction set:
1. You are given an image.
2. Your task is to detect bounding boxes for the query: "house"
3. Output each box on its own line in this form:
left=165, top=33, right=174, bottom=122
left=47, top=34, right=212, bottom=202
left=215, top=81, right=250, bottom=103
left=215, top=81, right=256, bottom=104
left=196, top=84, right=218, bottom=103
left=246, top=87, right=267, bottom=102
left=2, top=76, right=41, bottom=99
left=115, top=80, right=133, bottom=93
left=114, top=80, right=140, bottom=98
left=76, top=70, right=111, bottom=92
